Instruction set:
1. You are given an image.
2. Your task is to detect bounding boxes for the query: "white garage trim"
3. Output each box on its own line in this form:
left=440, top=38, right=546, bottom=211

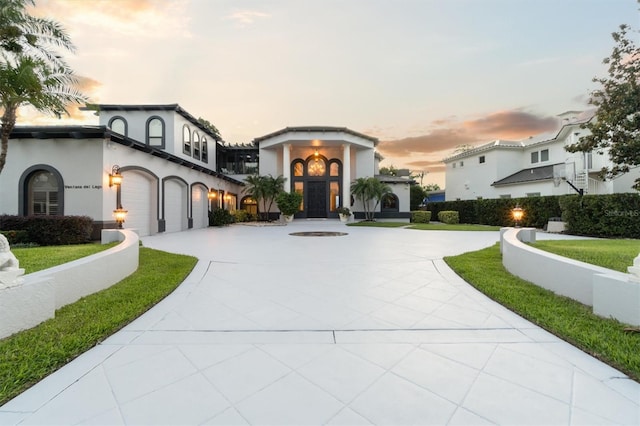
left=120, top=167, right=159, bottom=236
left=163, top=176, right=188, bottom=233
left=191, top=182, right=209, bottom=230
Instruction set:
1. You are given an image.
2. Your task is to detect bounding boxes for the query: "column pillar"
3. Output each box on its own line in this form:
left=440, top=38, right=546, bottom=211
left=283, top=144, right=291, bottom=192
left=342, top=144, right=351, bottom=207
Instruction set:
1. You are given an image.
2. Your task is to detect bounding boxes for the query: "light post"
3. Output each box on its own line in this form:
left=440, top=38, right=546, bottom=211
left=511, top=204, right=524, bottom=228
left=113, top=205, right=128, bottom=229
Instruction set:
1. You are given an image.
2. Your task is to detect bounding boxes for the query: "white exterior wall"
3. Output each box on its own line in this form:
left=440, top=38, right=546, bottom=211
left=0, top=138, right=104, bottom=217
left=355, top=148, right=374, bottom=178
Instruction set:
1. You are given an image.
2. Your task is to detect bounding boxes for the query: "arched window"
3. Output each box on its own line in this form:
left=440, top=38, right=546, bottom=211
left=182, top=125, right=191, bottom=155
left=307, top=157, right=326, bottom=176
left=201, top=137, right=208, bottom=162
left=108, top=116, right=127, bottom=136
left=293, top=160, right=304, bottom=177
left=381, top=193, right=399, bottom=212
left=193, top=131, right=200, bottom=160
left=146, top=116, right=165, bottom=147
left=19, top=166, right=64, bottom=216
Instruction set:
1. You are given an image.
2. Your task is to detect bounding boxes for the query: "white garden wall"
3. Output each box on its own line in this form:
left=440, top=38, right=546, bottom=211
left=0, top=229, right=139, bottom=339
left=501, top=227, right=639, bottom=326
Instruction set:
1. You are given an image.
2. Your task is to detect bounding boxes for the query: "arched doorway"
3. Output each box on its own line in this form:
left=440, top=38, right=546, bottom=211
left=291, top=154, right=342, bottom=218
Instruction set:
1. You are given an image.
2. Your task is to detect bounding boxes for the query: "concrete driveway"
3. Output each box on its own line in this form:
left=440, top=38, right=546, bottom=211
left=1, top=221, right=638, bottom=425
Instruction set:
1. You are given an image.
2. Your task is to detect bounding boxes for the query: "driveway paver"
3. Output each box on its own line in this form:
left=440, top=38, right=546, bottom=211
left=1, top=221, right=638, bottom=425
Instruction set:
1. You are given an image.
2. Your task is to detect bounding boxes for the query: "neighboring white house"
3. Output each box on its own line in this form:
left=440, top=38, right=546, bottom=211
left=254, top=126, right=412, bottom=220
left=443, top=111, right=640, bottom=200
left=0, top=105, right=412, bottom=235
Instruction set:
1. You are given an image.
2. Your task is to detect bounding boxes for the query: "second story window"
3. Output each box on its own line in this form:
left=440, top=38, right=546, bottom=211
left=193, top=131, right=201, bottom=160
left=147, top=117, right=164, bottom=147
left=202, top=138, right=208, bottom=163
left=541, top=149, right=549, bottom=162
left=531, top=151, right=539, bottom=163
left=479, top=155, right=485, bottom=164
left=183, top=125, right=191, bottom=155
left=108, top=117, right=127, bottom=136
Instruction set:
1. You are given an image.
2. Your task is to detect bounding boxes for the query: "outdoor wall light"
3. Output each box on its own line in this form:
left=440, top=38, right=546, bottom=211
left=207, top=189, right=217, bottom=200
left=113, top=205, right=128, bottom=229
left=109, top=165, right=123, bottom=187
left=511, top=204, right=524, bottom=227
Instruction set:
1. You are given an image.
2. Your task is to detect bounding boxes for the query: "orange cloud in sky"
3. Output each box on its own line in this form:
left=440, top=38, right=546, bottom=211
left=462, top=110, right=558, bottom=140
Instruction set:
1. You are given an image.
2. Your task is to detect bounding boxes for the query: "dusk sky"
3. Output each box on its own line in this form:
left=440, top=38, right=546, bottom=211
left=22, top=0, right=639, bottom=187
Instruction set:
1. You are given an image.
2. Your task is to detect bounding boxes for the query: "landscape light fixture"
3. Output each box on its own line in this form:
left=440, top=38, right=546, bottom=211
left=113, top=205, right=128, bottom=229
left=109, top=165, right=123, bottom=187
left=511, top=204, right=524, bottom=227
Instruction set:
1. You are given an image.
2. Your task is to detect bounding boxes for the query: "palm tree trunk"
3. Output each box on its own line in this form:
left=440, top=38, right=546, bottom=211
left=0, top=106, right=17, bottom=175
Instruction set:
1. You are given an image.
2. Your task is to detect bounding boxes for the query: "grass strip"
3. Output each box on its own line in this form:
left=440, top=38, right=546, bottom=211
left=13, top=243, right=117, bottom=274
left=445, top=244, right=640, bottom=382
left=0, top=247, right=197, bottom=405
left=347, top=221, right=408, bottom=228
left=408, top=223, right=502, bottom=231
left=530, top=239, right=640, bottom=273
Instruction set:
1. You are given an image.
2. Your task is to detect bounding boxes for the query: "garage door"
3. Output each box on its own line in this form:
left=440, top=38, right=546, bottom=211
left=121, top=170, right=155, bottom=236
left=191, top=185, right=209, bottom=229
left=164, top=179, right=188, bottom=233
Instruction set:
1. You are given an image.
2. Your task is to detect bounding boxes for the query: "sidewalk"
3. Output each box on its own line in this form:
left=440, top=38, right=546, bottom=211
left=1, top=221, right=638, bottom=425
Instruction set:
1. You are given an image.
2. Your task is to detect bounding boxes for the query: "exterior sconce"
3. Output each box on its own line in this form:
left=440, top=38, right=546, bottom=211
left=207, top=189, right=217, bottom=200
left=314, top=149, right=319, bottom=160
left=511, top=204, right=524, bottom=227
left=113, top=205, right=128, bottom=229
left=109, top=165, right=123, bottom=187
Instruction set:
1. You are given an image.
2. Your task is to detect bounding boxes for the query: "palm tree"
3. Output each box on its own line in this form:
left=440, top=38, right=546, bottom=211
left=244, top=174, right=286, bottom=221
left=350, top=177, right=392, bottom=221
left=0, top=0, right=86, bottom=175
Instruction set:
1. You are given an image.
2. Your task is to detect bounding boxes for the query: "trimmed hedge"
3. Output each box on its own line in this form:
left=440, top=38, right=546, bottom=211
left=427, top=196, right=562, bottom=228
left=438, top=210, right=460, bottom=224
left=411, top=211, right=431, bottom=223
left=231, top=209, right=256, bottom=223
left=0, top=230, right=29, bottom=245
left=0, top=215, right=93, bottom=245
left=560, top=193, right=640, bottom=238
left=427, top=193, right=640, bottom=238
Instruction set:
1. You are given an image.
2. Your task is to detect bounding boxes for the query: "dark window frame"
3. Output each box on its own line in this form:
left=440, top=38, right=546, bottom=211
left=146, top=116, right=165, bottom=148
left=108, top=116, right=128, bottom=136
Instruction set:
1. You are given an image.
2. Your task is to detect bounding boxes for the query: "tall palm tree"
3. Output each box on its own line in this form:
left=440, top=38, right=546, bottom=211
left=0, top=0, right=86, bottom=174
left=351, top=177, right=391, bottom=221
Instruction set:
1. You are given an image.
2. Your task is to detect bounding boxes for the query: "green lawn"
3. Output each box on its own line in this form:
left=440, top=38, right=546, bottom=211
left=408, top=223, right=502, bottom=231
left=530, top=239, right=640, bottom=272
left=445, top=244, right=640, bottom=382
left=13, top=243, right=117, bottom=273
left=346, top=222, right=502, bottom=231
left=347, top=221, right=408, bottom=228
left=0, top=247, right=197, bottom=405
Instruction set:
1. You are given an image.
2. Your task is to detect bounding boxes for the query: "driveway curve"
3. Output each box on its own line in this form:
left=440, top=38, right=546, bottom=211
left=1, top=221, right=638, bottom=425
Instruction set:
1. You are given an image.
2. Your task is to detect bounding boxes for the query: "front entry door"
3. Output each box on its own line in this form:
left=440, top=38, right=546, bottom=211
left=307, top=181, right=327, bottom=218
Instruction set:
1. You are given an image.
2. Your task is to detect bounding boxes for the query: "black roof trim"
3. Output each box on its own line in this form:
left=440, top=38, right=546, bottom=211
left=253, top=126, right=378, bottom=145
left=491, top=163, right=561, bottom=186
left=9, top=125, right=243, bottom=185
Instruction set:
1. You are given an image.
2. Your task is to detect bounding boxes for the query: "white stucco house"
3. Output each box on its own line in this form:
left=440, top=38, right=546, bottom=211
left=253, top=126, right=412, bottom=220
left=443, top=111, right=640, bottom=201
left=0, top=104, right=412, bottom=237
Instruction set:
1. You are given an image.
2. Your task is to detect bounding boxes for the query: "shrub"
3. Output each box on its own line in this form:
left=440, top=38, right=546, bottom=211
left=560, top=193, right=640, bottom=238
left=438, top=210, right=459, bottom=224
left=209, top=209, right=234, bottom=226
left=0, top=230, right=30, bottom=245
left=231, top=209, right=254, bottom=223
left=275, top=191, right=303, bottom=216
left=0, top=215, right=93, bottom=245
left=411, top=211, right=431, bottom=223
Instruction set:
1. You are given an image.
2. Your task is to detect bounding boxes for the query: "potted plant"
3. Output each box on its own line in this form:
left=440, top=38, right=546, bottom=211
left=336, top=206, right=352, bottom=223
left=276, top=191, right=303, bottom=223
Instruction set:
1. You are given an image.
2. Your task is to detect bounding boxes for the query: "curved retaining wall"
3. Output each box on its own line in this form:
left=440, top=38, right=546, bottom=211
left=0, top=229, right=139, bottom=339
left=501, top=227, right=639, bottom=326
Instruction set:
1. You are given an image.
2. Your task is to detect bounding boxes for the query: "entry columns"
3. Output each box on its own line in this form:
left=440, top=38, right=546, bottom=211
left=342, top=144, right=351, bottom=208
left=283, top=143, right=291, bottom=192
